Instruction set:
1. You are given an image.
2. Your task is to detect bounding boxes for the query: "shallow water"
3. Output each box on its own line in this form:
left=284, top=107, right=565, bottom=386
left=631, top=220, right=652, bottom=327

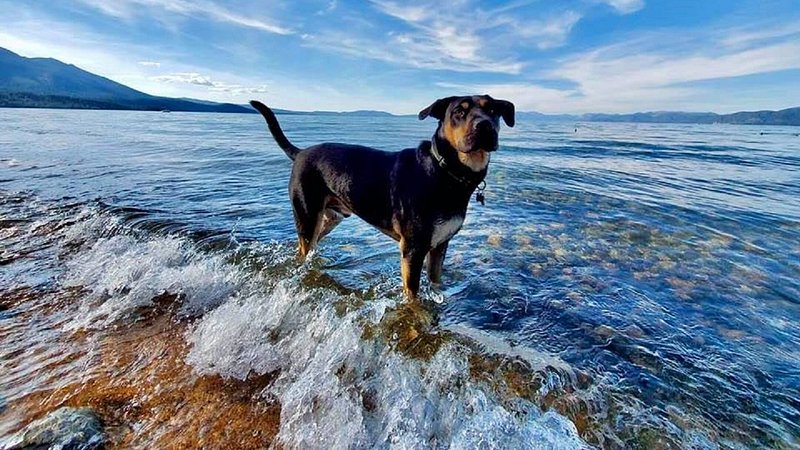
left=1, top=108, right=799, bottom=449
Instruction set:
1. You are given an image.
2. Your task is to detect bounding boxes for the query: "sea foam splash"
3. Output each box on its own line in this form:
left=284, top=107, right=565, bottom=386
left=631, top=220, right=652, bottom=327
left=187, top=280, right=587, bottom=449
left=55, top=207, right=588, bottom=449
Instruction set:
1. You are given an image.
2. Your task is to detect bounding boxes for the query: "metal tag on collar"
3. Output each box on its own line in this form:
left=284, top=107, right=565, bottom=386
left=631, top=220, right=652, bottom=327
left=475, top=180, right=486, bottom=206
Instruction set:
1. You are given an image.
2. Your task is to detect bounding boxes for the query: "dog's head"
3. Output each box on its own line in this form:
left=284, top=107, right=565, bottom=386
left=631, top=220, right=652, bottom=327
left=418, top=95, right=515, bottom=156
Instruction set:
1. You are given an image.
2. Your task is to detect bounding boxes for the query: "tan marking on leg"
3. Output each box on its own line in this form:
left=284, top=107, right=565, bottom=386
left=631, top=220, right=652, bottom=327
left=399, top=237, right=424, bottom=300
left=297, top=209, right=325, bottom=260
left=401, top=257, right=415, bottom=300
left=298, top=239, right=309, bottom=259
left=318, top=209, right=344, bottom=241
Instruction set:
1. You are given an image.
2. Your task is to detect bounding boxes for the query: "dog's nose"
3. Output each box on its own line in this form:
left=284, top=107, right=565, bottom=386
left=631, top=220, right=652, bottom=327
left=475, top=120, right=493, bottom=133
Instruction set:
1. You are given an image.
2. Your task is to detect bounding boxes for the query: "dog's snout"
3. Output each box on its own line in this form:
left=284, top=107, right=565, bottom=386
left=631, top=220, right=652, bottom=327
left=473, top=120, right=498, bottom=151
left=475, top=120, right=493, bottom=133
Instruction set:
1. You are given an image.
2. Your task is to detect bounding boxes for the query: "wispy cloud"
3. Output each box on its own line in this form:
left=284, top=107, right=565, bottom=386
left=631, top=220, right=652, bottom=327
left=76, top=0, right=293, bottom=34
left=718, top=22, right=800, bottom=47
left=303, top=0, right=586, bottom=74
left=553, top=39, right=800, bottom=97
left=316, top=0, right=337, bottom=15
left=302, top=31, right=524, bottom=74
left=138, top=61, right=161, bottom=67
left=600, top=0, right=645, bottom=14
left=153, top=72, right=268, bottom=94
left=447, top=24, right=800, bottom=113
left=508, top=10, right=583, bottom=50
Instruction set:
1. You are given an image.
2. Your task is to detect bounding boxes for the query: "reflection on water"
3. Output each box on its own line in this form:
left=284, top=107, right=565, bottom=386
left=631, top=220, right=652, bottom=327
left=1, top=109, right=799, bottom=448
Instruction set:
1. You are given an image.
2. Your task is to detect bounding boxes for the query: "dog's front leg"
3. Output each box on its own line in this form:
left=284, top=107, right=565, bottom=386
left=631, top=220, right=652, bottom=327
left=400, top=238, right=426, bottom=300
left=427, top=240, right=449, bottom=284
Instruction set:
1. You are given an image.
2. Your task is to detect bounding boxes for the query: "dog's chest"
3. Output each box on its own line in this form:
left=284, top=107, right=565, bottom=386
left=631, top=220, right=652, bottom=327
left=431, top=215, right=464, bottom=248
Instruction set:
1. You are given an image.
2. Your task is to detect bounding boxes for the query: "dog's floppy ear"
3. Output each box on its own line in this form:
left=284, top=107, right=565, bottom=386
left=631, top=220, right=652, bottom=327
left=419, top=96, right=457, bottom=121
left=494, top=99, right=515, bottom=127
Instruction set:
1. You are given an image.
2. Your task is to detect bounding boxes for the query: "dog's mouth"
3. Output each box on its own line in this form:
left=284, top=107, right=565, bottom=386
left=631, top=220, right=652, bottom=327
left=466, top=131, right=499, bottom=153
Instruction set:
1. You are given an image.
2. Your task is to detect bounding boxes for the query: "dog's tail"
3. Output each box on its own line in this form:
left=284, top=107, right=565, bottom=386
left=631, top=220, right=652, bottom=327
left=250, top=100, right=301, bottom=160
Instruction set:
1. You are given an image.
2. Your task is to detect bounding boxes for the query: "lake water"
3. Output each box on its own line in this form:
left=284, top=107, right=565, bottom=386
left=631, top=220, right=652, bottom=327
left=1, top=108, right=799, bottom=449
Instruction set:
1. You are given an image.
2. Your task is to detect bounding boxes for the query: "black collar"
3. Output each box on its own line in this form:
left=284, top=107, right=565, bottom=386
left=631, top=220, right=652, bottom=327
left=429, top=139, right=486, bottom=189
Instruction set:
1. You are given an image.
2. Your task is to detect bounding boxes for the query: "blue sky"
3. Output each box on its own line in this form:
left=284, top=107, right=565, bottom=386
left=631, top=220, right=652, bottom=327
left=2, top=0, right=799, bottom=114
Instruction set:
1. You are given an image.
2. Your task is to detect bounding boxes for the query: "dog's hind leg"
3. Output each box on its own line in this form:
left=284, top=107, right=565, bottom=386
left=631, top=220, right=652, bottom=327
left=291, top=187, right=325, bottom=259
left=317, top=196, right=350, bottom=243
left=318, top=208, right=344, bottom=242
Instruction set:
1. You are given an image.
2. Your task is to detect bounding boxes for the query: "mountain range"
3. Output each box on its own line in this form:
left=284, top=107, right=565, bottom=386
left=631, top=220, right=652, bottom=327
left=0, top=47, right=250, bottom=113
left=1, top=47, right=798, bottom=125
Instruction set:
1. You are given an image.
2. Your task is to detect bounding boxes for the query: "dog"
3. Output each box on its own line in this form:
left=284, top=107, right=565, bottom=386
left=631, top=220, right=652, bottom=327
left=250, top=95, right=514, bottom=300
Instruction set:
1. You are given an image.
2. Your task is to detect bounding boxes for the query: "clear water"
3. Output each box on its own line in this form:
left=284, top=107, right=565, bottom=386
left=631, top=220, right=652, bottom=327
left=1, top=108, right=799, bottom=449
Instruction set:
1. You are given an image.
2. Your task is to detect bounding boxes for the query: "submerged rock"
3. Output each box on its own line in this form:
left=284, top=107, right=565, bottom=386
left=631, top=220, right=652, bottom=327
left=0, top=407, right=104, bottom=450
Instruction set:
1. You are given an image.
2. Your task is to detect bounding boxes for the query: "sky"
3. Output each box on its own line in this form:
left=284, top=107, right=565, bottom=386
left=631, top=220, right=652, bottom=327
left=1, top=0, right=799, bottom=114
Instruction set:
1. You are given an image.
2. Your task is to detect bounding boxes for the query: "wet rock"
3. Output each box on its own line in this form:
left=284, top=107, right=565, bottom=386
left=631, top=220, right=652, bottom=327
left=513, top=234, right=531, bottom=246
left=624, top=324, right=645, bottom=339
left=528, top=262, right=543, bottom=276
left=0, top=395, right=6, bottom=414
left=487, top=234, right=502, bottom=247
left=552, top=247, right=568, bottom=261
left=0, top=407, right=105, bottom=450
left=378, top=301, right=444, bottom=360
left=665, top=404, right=691, bottom=431
left=593, top=324, right=616, bottom=341
left=718, top=326, right=747, bottom=340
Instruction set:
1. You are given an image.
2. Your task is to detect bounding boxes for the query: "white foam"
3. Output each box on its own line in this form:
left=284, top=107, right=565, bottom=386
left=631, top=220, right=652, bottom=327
left=53, top=208, right=588, bottom=449
left=57, top=210, right=245, bottom=329
left=187, top=279, right=588, bottom=449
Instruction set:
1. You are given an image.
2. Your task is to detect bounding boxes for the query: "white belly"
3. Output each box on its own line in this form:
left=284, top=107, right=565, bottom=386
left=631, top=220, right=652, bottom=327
left=431, top=216, right=464, bottom=248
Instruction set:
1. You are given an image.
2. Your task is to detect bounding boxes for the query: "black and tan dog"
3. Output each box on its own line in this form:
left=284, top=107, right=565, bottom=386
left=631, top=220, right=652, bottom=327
left=250, top=95, right=514, bottom=299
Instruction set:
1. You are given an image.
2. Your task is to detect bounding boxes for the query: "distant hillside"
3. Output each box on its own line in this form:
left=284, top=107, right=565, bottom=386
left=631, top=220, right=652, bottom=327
left=580, top=108, right=800, bottom=126
left=0, top=47, right=252, bottom=113
left=519, top=108, right=800, bottom=126
left=271, top=108, right=396, bottom=117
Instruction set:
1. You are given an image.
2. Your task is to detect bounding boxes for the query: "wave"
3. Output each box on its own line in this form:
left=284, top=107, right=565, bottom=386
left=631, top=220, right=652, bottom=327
left=1, top=195, right=589, bottom=449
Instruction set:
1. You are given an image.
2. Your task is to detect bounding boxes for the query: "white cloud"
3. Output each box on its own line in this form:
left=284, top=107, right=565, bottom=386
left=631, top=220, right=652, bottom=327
left=153, top=72, right=214, bottom=86
left=316, top=0, right=338, bottom=15
left=138, top=61, right=161, bottom=67
left=153, top=72, right=268, bottom=94
left=444, top=24, right=800, bottom=114
left=600, top=0, right=644, bottom=14
left=302, top=32, right=524, bottom=74
left=304, top=1, right=584, bottom=74
left=511, top=10, right=583, bottom=50
left=372, top=1, right=429, bottom=23
left=76, top=0, right=292, bottom=34
left=718, top=22, right=800, bottom=47
left=367, top=0, right=522, bottom=73
left=553, top=40, right=800, bottom=97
